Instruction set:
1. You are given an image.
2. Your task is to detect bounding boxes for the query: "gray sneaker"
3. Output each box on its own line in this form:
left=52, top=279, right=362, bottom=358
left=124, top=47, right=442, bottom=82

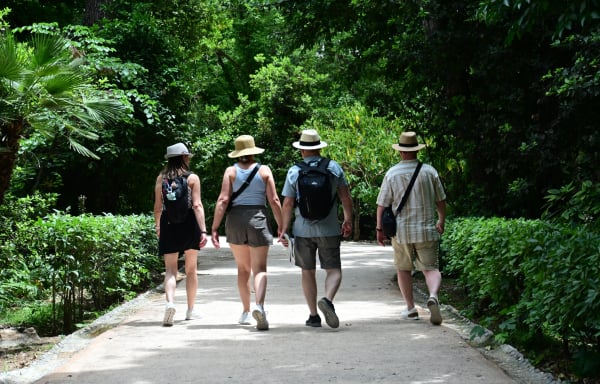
left=318, top=297, right=339, bottom=328
left=427, top=297, right=443, bottom=325
left=252, top=305, right=269, bottom=331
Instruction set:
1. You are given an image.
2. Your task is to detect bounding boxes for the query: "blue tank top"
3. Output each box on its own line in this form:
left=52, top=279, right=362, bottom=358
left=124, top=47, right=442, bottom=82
left=231, top=164, right=266, bottom=206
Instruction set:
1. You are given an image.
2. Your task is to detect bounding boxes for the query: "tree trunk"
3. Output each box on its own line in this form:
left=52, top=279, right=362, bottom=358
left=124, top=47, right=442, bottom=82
left=84, top=0, right=111, bottom=26
left=0, top=121, right=23, bottom=205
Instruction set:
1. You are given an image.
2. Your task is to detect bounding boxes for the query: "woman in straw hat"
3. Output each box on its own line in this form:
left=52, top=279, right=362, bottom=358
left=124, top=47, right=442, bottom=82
left=210, top=135, right=284, bottom=331
left=154, top=143, right=208, bottom=326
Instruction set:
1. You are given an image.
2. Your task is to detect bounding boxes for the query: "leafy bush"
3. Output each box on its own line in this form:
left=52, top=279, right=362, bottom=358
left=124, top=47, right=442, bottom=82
left=443, top=217, right=600, bottom=379
left=0, top=194, right=161, bottom=335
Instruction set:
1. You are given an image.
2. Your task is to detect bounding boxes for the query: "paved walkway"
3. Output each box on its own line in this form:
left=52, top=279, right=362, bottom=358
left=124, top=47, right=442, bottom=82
left=3, top=239, right=553, bottom=384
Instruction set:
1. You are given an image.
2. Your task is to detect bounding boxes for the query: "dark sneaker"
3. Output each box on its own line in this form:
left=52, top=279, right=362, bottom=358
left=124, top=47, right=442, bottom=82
left=318, top=297, right=340, bottom=328
left=427, top=297, right=443, bottom=325
left=305, top=314, right=322, bottom=327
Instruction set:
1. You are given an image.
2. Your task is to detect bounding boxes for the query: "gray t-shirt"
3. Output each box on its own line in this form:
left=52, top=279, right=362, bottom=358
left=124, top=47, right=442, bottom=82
left=281, top=156, right=348, bottom=238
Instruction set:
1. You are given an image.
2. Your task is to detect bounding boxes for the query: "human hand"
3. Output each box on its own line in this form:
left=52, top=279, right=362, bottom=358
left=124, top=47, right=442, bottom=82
left=341, top=220, right=352, bottom=238
left=211, top=230, right=221, bottom=249
left=436, top=221, right=445, bottom=235
left=281, top=233, right=290, bottom=248
left=199, top=233, right=208, bottom=249
left=376, top=229, right=387, bottom=246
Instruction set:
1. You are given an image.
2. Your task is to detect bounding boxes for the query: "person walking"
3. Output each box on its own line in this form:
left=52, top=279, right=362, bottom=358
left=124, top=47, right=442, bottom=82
left=375, top=131, right=446, bottom=325
left=154, top=143, right=208, bottom=326
left=210, top=135, right=284, bottom=331
left=279, top=129, right=353, bottom=328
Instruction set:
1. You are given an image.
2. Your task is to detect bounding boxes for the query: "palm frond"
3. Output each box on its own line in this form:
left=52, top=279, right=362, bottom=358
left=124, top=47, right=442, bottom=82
left=0, top=35, right=23, bottom=82
left=68, top=138, right=100, bottom=160
left=43, top=72, right=87, bottom=96
left=30, top=34, right=71, bottom=69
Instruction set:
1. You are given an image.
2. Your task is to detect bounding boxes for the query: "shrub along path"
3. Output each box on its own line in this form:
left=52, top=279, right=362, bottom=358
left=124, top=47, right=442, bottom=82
left=2, top=239, right=557, bottom=384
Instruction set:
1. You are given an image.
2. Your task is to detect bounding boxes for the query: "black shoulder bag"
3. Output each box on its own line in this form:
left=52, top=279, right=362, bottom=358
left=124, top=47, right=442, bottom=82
left=226, top=164, right=261, bottom=213
left=381, top=162, right=423, bottom=238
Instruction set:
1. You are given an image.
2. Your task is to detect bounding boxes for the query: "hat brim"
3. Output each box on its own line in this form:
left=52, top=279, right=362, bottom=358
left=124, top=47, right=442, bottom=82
left=392, top=143, right=426, bottom=152
left=228, top=147, right=265, bottom=158
left=292, top=141, right=328, bottom=150
left=165, top=153, right=193, bottom=159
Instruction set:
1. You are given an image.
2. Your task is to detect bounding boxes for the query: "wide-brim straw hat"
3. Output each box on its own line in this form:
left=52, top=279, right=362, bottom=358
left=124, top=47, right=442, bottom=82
left=292, top=129, right=328, bottom=150
left=228, top=135, right=265, bottom=158
left=165, top=143, right=193, bottom=159
left=392, top=131, right=426, bottom=152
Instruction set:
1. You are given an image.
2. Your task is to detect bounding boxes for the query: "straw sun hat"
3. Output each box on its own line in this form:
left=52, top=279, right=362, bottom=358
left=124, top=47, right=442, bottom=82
left=292, top=129, right=328, bottom=150
left=391, top=131, right=426, bottom=152
left=228, top=135, right=265, bottom=158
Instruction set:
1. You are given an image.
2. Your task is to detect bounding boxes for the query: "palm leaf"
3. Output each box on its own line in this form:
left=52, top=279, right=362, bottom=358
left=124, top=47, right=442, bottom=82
left=0, top=35, right=23, bottom=82
left=30, top=34, right=71, bottom=69
left=67, top=138, right=100, bottom=160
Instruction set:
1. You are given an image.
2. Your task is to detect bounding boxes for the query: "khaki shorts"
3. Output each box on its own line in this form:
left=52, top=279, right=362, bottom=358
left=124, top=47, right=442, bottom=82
left=294, top=236, right=341, bottom=270
left=391, top=238, right=440, bottom=271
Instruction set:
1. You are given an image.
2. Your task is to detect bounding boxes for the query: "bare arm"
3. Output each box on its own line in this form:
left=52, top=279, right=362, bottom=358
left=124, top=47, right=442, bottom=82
left=261, top=165, right=283, bottom=235
left=375, top=205, right=387, bottom=246
left=188, top=173, right=208, bottom=248
left=436, top=199, right=446, bottom=235
left=337, top=184, right=353, bottom=238
left=153, top=175, right=163, bottom=237
left=210, top=167, right=234, bottom=248
left=278, top=196, right=295, bottom=243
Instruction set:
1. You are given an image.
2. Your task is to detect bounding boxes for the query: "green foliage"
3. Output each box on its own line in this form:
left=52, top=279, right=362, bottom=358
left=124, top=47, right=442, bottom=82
left=0, top=194, right=161, bottom=335
left=543, top=180, right=600, bottom=230
left=443, top=217, right=600, bottom=380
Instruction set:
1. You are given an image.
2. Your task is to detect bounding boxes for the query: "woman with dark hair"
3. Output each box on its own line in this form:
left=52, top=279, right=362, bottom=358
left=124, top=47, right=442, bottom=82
left=154, top=143, right=208, bottom=326
left=210, top=135, right=284, bottom=331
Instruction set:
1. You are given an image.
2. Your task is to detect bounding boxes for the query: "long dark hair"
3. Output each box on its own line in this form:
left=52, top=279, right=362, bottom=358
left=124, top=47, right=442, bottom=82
left=162, top=156, right=191, bottom=179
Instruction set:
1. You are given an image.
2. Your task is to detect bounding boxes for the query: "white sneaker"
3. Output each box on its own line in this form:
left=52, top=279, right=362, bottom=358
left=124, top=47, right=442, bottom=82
left=163, top=303, right=176, bottom=326
left=239, top=311, right=253, bottom=325
left=400, top=307, right=419, bottom=320
left=252, top=305, right=269, bottom=331
left=185, top=308, right=200, bottom=320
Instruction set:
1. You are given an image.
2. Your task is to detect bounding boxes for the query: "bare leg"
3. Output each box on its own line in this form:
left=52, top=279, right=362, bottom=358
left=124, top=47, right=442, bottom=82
left=423, top=269, right=442, bottom=298
left=397, top=270, right=414, bottom=309
left=231, top=244, right=251, bottom=312
left=250, top=245, right=269, bottom=305
left=183, top=249, right=198, bottom=310
left=163, top=253, right=179, bottom=304
left=302, top=269, right=318, bottom=315
left=324, top=268, right=342, bottom=301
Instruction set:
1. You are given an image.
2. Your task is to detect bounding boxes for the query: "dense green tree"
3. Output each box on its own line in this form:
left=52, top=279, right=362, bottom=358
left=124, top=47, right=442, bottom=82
left=0, top=18, right=128, bottom=205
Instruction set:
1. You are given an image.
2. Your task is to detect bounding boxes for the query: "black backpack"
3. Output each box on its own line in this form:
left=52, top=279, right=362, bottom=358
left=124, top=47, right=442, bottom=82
left=162, top=174, right=191, bottom=224
left=296, top=158, right=336, bottom=220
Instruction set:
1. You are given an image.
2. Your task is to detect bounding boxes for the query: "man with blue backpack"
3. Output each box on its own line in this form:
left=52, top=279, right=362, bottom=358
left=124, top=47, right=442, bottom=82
left=279, top=129, right=353, bottom=328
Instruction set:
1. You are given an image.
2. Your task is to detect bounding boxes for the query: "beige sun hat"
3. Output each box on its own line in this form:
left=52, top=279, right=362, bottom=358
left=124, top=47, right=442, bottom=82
left=228, top=135, right=265, bottom=158
left=292, top=129, right=328, bottom=150
left=165, top=143, right=193, bottom=159
left=392, top=131, right=426, bottom=152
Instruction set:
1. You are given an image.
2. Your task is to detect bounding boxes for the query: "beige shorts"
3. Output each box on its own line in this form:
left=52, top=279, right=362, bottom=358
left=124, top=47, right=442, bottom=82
left=391, top=238, right=440, bottom=271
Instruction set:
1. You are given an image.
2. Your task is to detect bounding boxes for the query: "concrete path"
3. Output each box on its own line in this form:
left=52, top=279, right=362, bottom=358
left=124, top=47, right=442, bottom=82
left=3, top=240, right=550, bottom=384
